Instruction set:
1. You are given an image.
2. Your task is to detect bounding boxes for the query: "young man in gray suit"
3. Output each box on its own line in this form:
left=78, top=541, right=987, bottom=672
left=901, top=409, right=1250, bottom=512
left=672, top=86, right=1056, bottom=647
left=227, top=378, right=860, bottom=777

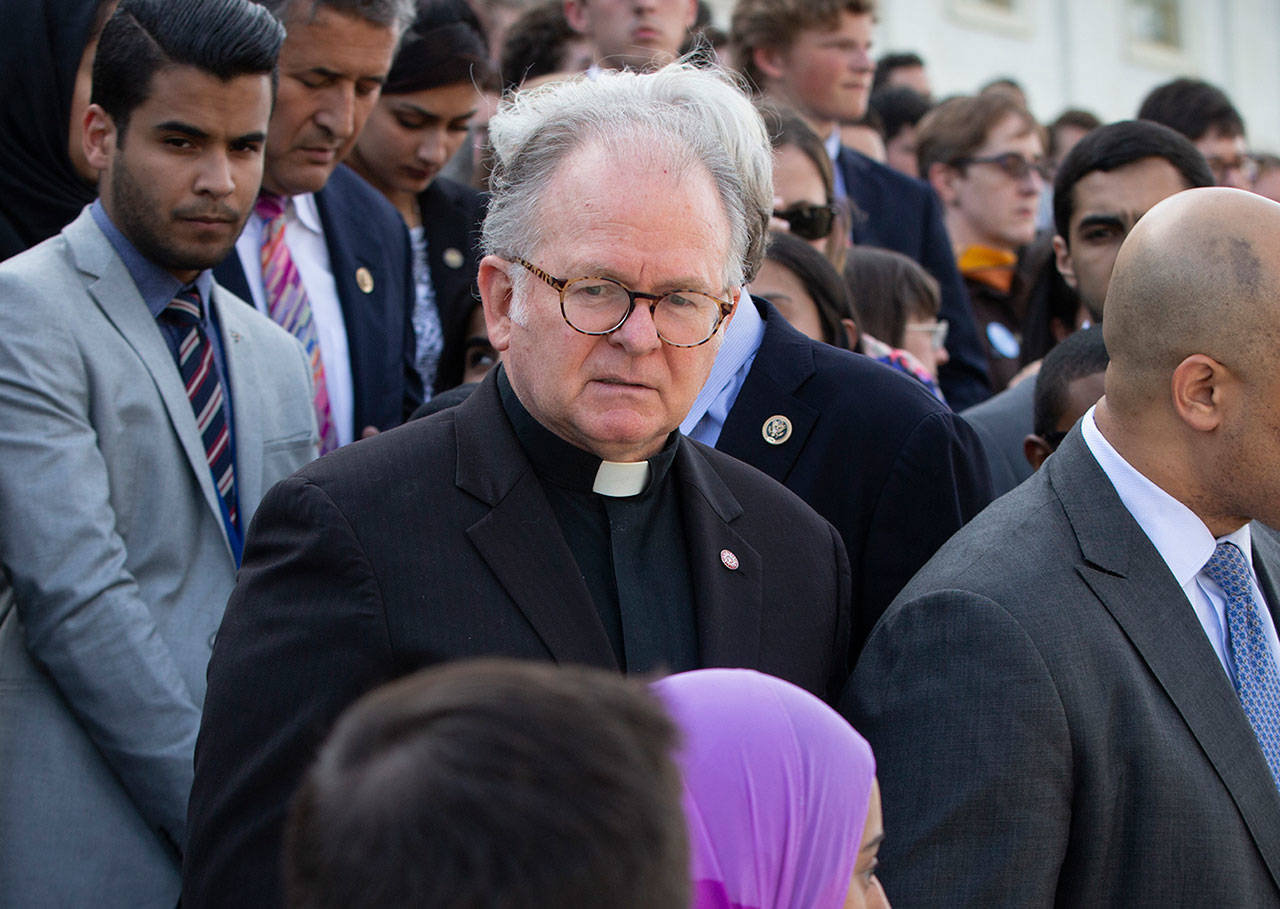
left=0, top=1, right=316, bottom=904
left=847, top=187, right=1280, bottom=905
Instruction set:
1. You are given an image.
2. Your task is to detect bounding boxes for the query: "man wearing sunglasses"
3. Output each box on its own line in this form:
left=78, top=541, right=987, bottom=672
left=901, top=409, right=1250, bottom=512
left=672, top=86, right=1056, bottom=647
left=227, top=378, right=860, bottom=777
left=918, top=92, right=1047, bottom=392
left=186, top=65, right=855, bottom=908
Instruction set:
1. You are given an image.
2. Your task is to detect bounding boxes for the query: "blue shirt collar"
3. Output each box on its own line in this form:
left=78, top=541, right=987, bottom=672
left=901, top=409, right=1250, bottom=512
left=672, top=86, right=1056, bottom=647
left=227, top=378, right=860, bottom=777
left=91, top=199, right=214, bottom=318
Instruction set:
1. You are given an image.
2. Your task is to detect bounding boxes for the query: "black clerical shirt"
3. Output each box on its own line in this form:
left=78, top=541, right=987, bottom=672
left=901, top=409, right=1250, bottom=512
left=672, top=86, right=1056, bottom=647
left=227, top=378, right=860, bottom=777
left=498, top=368, right=698, bottom=673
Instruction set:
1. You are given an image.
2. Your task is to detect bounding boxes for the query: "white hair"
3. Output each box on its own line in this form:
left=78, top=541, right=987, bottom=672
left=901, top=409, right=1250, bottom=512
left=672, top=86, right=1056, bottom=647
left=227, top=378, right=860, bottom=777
left=481, top=63, right=774, bottom=290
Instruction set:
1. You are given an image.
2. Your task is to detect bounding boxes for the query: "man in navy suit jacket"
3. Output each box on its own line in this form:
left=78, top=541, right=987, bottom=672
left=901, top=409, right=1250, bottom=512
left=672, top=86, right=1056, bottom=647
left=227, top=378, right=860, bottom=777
left=730, top=0, right=991, bottom=409
left=216, top=0, right=421, bottom=444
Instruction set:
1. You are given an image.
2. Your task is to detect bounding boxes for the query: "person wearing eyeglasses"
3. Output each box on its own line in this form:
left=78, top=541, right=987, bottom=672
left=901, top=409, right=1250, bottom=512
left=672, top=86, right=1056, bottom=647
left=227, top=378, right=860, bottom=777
left=1137, top=78, right=1253, bottom=190
left=758, top=102, right=847, bottom=269
left=185, top=64, right=858, bottom=908
left=918, top=92, right=1047, bottom=392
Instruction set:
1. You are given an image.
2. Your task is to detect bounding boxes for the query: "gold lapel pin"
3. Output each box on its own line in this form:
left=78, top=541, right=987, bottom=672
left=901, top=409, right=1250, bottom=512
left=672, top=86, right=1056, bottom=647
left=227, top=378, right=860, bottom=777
left=356, top=267, right=374, bottom=294
left=443, top=247, right=465, bottom=269
left=761, top=414, right=792, bottom=445
left=720, top=549, right=740, bottom=571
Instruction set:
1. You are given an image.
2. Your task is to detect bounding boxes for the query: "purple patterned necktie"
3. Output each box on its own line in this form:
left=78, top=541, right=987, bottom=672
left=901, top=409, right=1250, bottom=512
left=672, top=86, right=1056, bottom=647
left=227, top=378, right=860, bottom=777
left=1204, top=540, right=1280, bottom=790
left=255, top=191, right=338, bottom=453
left=163, top=289, right=238, bottom=529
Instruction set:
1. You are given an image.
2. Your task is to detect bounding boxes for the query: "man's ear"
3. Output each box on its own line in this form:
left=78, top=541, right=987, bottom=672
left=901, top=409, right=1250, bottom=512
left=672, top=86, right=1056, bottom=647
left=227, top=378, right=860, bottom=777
left=1052, top=233, right=1077, bottom=290
left=1023, top=434, right=1054, bottom=471
left=82, top=103, right=116, bottom=174
left=563, top=0, right=590, bottom=36
left=752, top=45, right=788, bottom=83
left=477, top=255, right=516, bottom=353
left=1170, top=353, right=1230, bottom=433
left=926, top=161, right=959, bottom=206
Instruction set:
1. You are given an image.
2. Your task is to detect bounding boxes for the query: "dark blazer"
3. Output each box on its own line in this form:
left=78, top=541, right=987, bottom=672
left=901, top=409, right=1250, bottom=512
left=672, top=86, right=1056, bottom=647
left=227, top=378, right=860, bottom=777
left=214, top=165, right=422, bottom=434
left=844, top=427, right=1280, bottom=906
left=183, top=369, right=852, bottom=908
left=838, top=146, right=990, bottom=410
left=418, top=176, right=486, bottom=393
left=717, top=301, right=992, bottom=656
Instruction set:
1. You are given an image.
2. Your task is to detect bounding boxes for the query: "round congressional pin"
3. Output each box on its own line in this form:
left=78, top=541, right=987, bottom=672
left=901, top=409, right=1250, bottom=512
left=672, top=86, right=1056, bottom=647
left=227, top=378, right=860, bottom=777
left=720, top=549, right=739, bottom=570
left=443, top=247, right=465, bottom=269
left=356, top=267, right=374, bottom=294
left=761, top=414, right=792, bottom=445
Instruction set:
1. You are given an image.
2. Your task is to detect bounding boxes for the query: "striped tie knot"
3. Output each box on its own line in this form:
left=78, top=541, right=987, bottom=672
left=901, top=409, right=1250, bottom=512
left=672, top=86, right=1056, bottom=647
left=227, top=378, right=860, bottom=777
left=254, top=191, right=288, bottom=223
left=165, top=288, right=204, bottom=327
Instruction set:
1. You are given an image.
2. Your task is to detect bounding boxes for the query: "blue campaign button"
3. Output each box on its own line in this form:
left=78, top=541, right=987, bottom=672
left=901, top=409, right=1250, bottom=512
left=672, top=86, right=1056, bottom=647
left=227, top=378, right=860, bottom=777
left=987, top=322, right=1021, bottom=359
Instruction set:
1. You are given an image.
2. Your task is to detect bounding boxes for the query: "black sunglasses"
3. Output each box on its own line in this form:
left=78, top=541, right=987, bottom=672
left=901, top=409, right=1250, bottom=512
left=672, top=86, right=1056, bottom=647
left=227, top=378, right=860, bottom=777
left=773, top=202, right=837, bottom=241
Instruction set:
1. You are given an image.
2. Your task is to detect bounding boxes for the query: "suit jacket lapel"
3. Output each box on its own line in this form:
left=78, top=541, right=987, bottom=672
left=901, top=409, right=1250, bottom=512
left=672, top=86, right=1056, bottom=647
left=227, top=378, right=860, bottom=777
left=714, top=301, right=819, bottom=485
left=675, top=440, right=763, bottom=667
left=213, top=288, right=263, bottom=515
left=1052, top=430, right=1280, bottom=887
left=67, top=212, right=232, bottom=557
left=455, top=375, right=617, bottom=667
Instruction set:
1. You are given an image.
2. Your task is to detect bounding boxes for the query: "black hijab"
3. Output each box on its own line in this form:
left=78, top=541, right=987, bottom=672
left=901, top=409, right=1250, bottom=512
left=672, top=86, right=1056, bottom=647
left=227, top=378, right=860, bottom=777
left=0, top=0, right=106, bottom=261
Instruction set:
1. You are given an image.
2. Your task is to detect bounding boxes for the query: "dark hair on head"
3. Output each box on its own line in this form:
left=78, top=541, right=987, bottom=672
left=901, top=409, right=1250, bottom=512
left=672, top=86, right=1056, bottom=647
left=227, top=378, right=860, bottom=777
left=1033, top=324, right=1108, bottom=438
left=915, top=92, right=1038, bottom=177
left=1048, top=108, right=1101, bottom=160
left=731, top=0, right=876, bottom=94
left=253, top=0, right=416, bottom=31
left=91, top=0, right=284, bottom=138
left=284, top=659, right=690, bottom=909
left=500, top=0, right=578, bottom=93
left=763, top=230, right=855, bottom=347
left=869, top=85, right=930, bottom=143
left=1137, top=77, right=1245, bottom=142
left=873, top=51, right=924, bottom=91
left=1052, top=119, right=1213, bottom=243
left=1256, top=152, right=1280, bottom=176
left=382, top=0, right=494, bottom=95
left=842, top=245, right=939, bottom=348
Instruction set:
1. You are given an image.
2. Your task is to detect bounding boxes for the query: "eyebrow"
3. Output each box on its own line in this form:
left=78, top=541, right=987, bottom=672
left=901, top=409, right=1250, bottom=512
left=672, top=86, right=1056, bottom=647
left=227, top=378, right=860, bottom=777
left=305, top=66, right=387, bottom=84
left=154, top=120, right=208, bottom=140
left=860, top=833, right=886, bottom=853
left=1074, top=213, right=1128, bottom=233
left=393, top=101, right=478, bottom=121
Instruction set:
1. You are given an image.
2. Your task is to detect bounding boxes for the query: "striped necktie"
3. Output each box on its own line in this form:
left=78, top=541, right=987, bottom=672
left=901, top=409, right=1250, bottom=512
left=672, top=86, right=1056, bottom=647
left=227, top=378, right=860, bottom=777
left=255, top=191, right=338, bottom=454
left=163, top=289, right=239, bottom=530
left=1204, top=540, right=1280, bottom=790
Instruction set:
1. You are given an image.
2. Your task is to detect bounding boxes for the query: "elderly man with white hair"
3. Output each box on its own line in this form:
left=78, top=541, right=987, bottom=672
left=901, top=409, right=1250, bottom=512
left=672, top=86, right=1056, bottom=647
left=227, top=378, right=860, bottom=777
left=183, top=64, right=853, bottom=908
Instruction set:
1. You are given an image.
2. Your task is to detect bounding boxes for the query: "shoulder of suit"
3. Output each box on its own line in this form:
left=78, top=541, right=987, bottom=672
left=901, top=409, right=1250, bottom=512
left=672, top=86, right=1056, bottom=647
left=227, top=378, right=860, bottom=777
left=319, top=164, right=409, bottom=235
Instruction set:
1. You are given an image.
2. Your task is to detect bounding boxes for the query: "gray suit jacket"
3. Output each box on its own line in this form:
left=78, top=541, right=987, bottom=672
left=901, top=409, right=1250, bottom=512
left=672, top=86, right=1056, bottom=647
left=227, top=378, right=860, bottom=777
left=959, top=374, right=1035, bottom=498
left=844, top=428, right=1280, bottom=906
left=0, top=208, right=317, bottom=907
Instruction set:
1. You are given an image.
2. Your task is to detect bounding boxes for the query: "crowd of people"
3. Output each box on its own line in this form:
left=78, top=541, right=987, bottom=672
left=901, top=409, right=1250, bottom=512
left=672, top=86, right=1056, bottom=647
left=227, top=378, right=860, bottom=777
left=2, top=0, right=1280, bottom=906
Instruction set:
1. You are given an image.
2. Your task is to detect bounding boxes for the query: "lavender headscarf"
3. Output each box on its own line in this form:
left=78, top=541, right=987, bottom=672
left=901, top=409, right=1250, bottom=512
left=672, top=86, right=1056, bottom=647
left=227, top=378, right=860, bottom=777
left=652, top=669, right=876, bottom=909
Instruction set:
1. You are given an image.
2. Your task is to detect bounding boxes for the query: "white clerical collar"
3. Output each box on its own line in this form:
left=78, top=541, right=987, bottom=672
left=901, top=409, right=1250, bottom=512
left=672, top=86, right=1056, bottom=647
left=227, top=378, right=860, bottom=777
left=593, top=460, right=651, bottom=497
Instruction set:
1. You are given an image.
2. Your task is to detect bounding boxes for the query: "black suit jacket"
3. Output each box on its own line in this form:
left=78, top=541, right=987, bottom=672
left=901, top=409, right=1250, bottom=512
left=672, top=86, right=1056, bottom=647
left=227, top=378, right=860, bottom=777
left=418, top=176, right=486, bottom=393
left=838, top=146, right=990, bottom=409
left=214, top=165, right=422, bottom=433
left=717, top=302, right=992, bottom=656
left=183, top=369, right=852, bottom=908
left=845, top=428, right=1280, bottom=906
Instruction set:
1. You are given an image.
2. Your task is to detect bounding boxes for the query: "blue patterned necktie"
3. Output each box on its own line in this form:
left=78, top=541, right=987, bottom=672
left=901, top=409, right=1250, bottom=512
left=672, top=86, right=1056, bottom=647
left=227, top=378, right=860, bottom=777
left=1204, top=540, right=1280, bottom=789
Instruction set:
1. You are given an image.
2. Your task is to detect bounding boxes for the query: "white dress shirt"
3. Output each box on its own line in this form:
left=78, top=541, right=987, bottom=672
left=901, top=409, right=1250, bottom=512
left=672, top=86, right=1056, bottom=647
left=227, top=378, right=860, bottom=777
left=680, top=290, right=765, bottom=446
left=235, top=193, right=355, bottom=445
left=1082, top=406, right=1278, bottom=682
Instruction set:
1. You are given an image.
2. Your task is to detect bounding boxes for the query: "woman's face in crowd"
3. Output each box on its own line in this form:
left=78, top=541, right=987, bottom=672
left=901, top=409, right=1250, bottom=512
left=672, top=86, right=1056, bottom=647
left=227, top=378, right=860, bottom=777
left=772, top=142, right=832, bottom=256
left=350, top=81, right=479, bottom=201
left=901, top=312, right=950, bottom=379
left=844, top=779, right=890, bottom=908
left=751, top=258, right=825, bottom=343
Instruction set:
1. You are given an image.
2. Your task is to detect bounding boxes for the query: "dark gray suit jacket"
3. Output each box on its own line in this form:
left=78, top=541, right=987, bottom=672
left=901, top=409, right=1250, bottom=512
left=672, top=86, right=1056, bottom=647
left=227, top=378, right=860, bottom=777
left=844, top=428, right=1280, bottom=906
